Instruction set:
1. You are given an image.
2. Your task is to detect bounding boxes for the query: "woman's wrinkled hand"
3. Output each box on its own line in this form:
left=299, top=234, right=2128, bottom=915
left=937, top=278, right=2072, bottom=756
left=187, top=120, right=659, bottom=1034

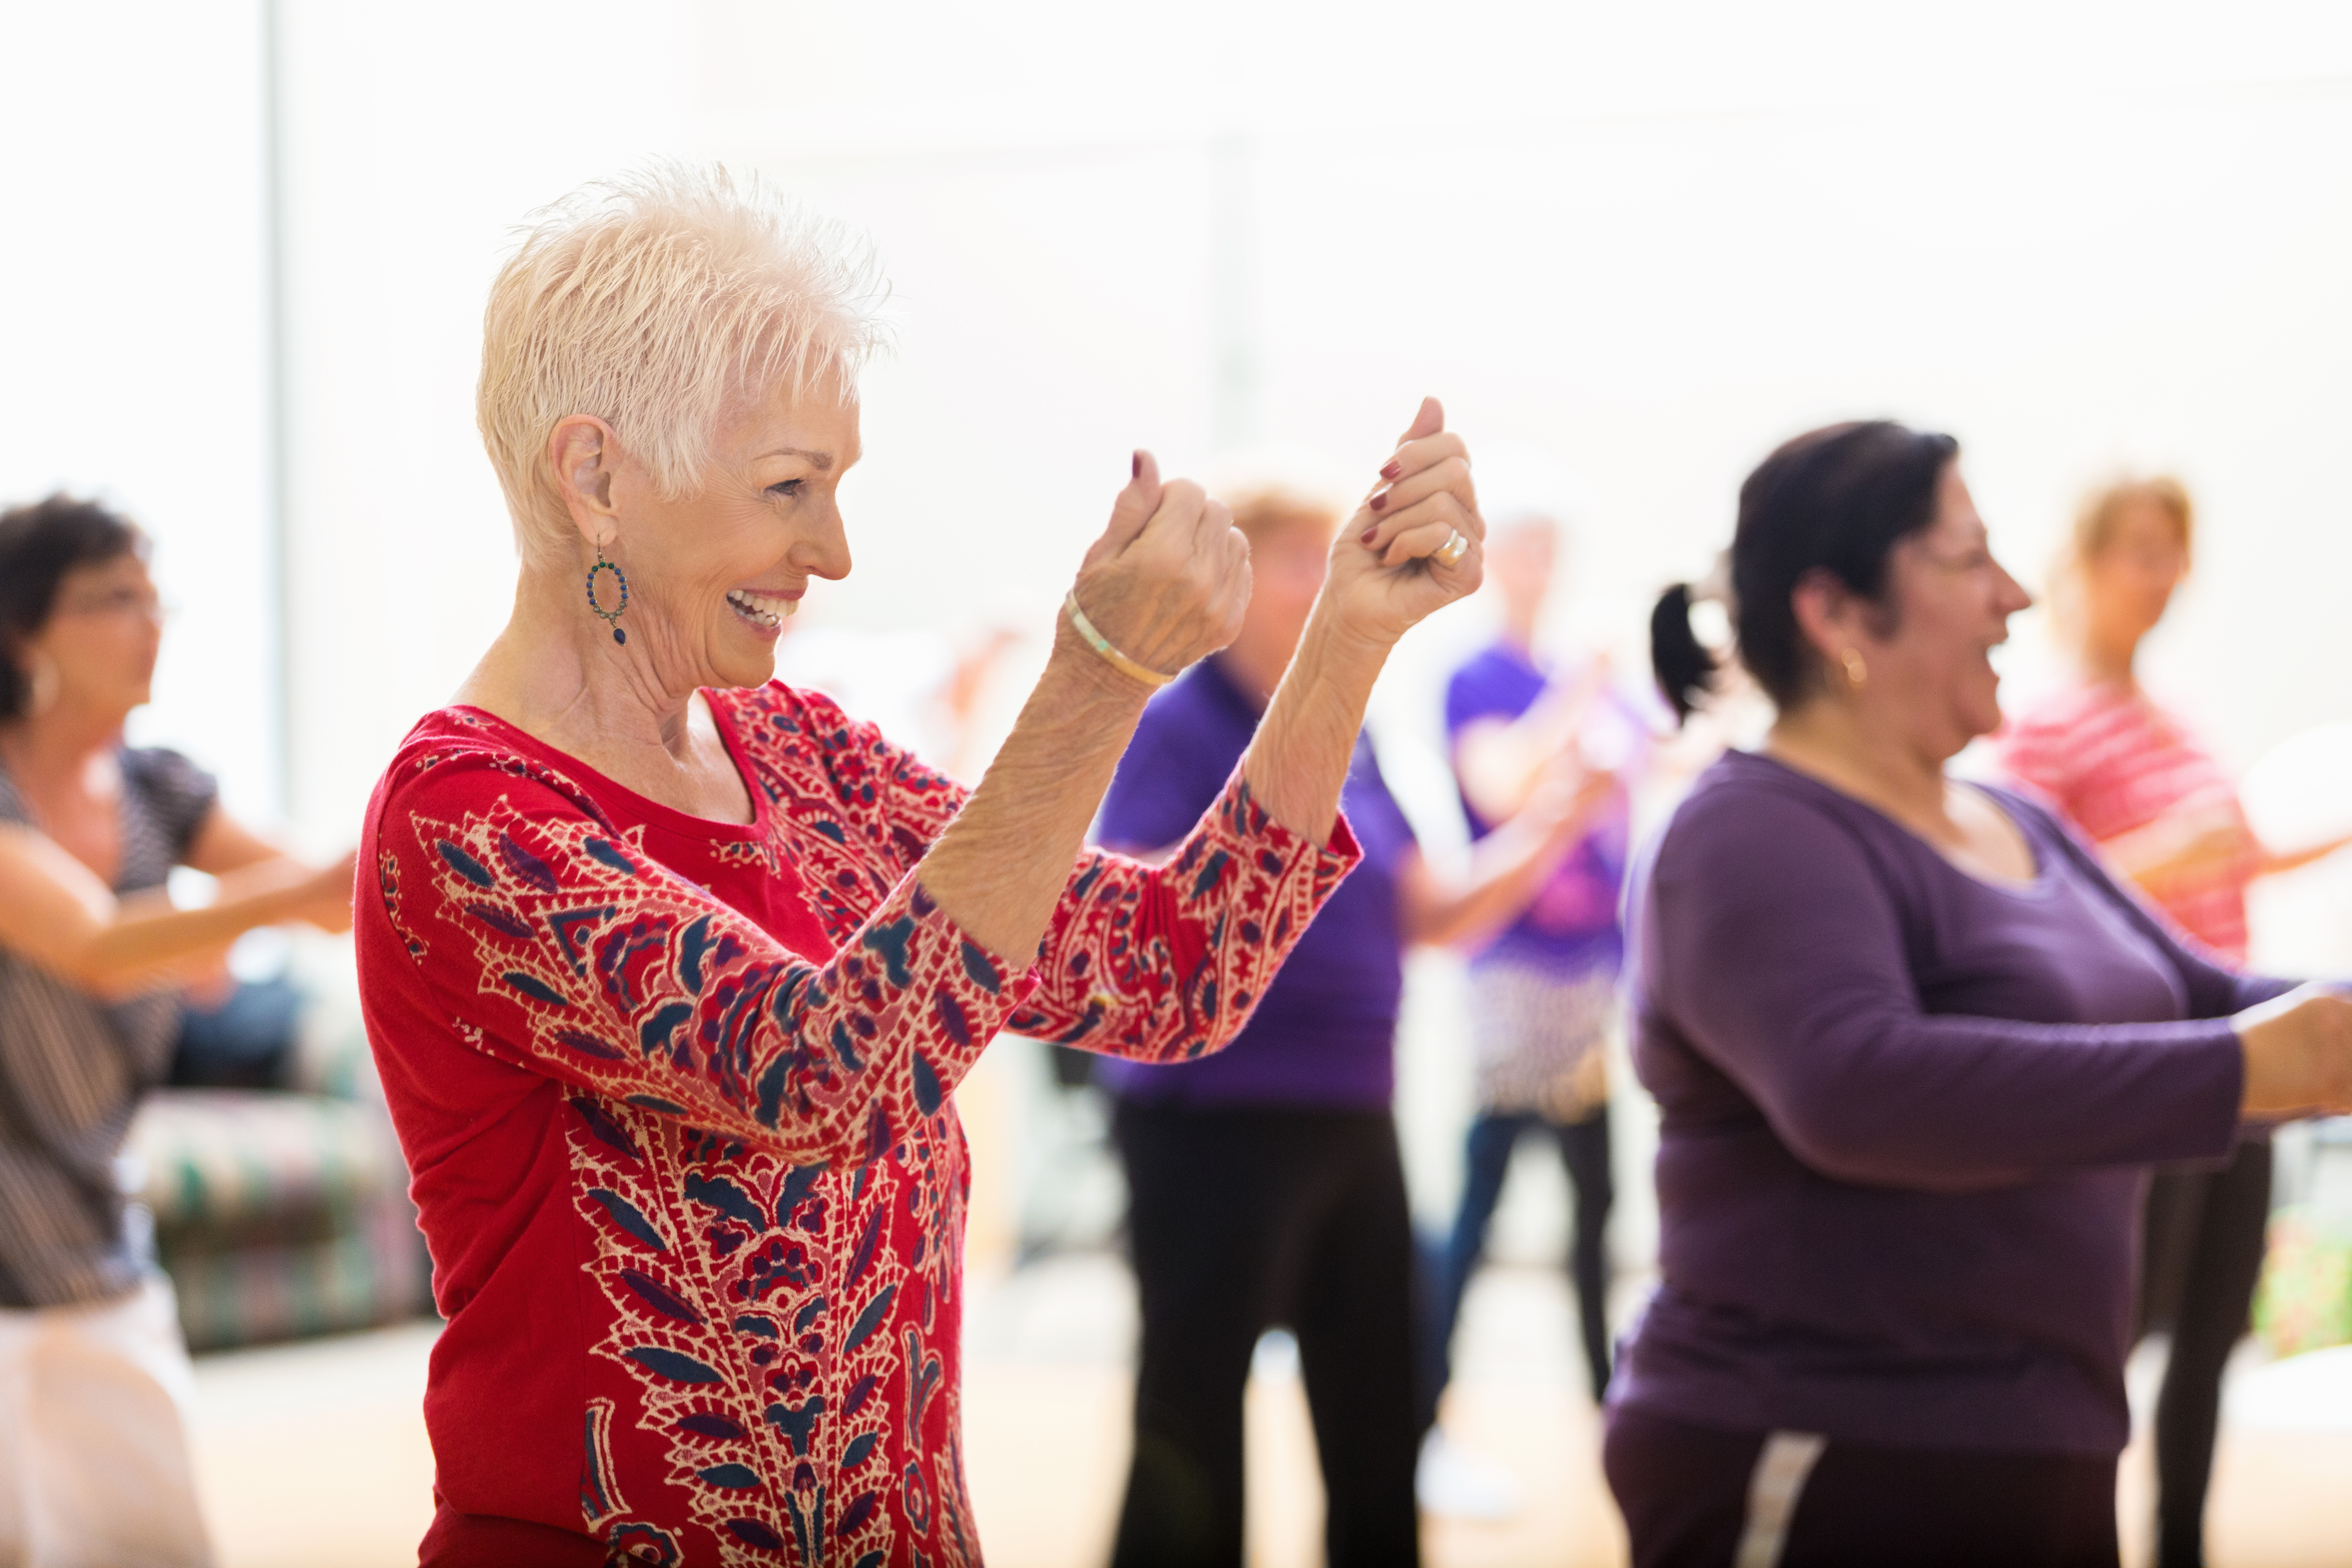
left=1066, top=454, right=1252, bottom=685
left=1324, top=396, right=1484, bottom=650
left=2235, top=984, right=2352, bottom=1119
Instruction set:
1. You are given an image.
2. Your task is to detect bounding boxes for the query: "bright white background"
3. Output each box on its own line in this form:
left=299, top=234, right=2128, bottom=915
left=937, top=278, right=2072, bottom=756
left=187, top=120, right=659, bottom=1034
left=6, top=0, right=2350, bottom=840
left=16, top=24, right=2352, bottom=1564
left=7, top=1, right=2352, bottom=1242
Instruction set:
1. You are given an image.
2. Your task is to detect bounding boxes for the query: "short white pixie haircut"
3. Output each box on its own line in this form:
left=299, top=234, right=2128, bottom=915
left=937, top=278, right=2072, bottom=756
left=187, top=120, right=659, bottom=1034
left=477, top=161, right=889, bottom=568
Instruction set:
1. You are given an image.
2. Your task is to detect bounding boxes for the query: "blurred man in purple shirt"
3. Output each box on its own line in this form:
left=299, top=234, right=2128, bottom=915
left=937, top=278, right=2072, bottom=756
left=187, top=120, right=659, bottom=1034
left=1094, top=472, right=1604, bottom=1568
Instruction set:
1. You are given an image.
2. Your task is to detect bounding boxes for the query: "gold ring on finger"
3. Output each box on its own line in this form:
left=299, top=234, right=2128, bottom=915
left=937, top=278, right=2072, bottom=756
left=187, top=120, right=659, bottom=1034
left=1435, top=529, right=1470, bottom=568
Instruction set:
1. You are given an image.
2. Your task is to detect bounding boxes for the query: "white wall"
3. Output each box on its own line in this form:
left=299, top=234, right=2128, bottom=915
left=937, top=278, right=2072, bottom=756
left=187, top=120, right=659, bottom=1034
left=269, top=0, right=696, bottom=840
left=9, top=1, right=2350, bottom=835
left=9, top=0, right=2351, bottom=1292
left=0, top=2, right=276, bottom=815
left=707, top=4, right=2352, bottom=785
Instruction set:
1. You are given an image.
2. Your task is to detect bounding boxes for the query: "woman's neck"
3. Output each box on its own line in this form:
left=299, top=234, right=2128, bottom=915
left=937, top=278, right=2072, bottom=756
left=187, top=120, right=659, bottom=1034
left=2076, top=622, right=2138, bottom=688
left=1764, top=697, right=1952, bottom=827
left=461, top=569, right=699, bottom=762
left=454, top=570, right=754, bottom=824
left=0, top=703, right=127, bottom=795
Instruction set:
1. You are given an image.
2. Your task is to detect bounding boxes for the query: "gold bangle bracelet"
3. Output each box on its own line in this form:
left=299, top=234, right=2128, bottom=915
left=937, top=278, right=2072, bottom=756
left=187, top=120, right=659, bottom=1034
left=1064, top=592, right=1176, bottom=688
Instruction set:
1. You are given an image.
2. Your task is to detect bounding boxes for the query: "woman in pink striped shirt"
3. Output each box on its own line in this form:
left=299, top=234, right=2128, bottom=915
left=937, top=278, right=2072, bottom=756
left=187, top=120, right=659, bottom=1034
left=1997, top=477, right=2348, bottom=1568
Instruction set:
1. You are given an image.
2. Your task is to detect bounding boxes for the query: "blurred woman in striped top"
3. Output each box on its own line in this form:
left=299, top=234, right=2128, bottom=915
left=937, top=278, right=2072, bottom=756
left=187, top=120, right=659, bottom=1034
left=1997, top=475, right=2350, bottom=1568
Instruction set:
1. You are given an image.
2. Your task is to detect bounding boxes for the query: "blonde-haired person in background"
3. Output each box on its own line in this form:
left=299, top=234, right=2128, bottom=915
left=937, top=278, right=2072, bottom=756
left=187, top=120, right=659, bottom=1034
left=1996, top=476, right=2350, bottom=1568
left=352, top=163, right=1488, bottom=1566
left=1090, top=474, right=1606, bottom=1568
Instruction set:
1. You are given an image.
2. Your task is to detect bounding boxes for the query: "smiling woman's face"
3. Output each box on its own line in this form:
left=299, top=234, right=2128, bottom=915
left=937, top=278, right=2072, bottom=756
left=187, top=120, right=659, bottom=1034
left=1870, top=465, right=2035, bottom=751
left=2081, top=496, right=2189, bottom=654
left=602, top=387, right=862, bottom=693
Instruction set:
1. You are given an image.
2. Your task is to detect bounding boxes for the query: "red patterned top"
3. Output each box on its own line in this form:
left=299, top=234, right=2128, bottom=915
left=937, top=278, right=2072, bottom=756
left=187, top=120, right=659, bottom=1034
left=354, top=683, right=1358, bottom=1566
left=1995, top=682, right=2256, bottom=963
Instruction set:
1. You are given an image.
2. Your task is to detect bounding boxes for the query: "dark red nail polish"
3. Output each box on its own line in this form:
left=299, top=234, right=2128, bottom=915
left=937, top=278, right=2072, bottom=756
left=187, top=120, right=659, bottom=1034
left=1131, top=451, right=1143, bottom=480
left=1380, top=460, right=1403, bottom=481
left=1368, top=492, right=1387, bottom=512
left=1361, top=526, right=1378, bottom=544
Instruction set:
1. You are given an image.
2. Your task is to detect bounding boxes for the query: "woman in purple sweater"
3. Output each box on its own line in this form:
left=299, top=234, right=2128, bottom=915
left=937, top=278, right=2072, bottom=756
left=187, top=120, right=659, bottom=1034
left=1621, top=421, right=2352, bottom=1568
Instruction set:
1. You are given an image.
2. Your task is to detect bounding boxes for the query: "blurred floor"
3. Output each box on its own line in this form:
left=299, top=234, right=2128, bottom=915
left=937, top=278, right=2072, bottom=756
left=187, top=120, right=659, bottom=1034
left=187, top=1320, right=438, bottom=1568
left=185, top=1259, right=2352, bottom=1568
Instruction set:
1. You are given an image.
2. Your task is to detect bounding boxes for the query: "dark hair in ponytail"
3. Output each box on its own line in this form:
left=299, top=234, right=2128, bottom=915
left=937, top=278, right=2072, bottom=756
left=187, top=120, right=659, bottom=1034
left=1650, top=420, right=1958, bottom=724
left=1650, top=583, right=1716, bottom=722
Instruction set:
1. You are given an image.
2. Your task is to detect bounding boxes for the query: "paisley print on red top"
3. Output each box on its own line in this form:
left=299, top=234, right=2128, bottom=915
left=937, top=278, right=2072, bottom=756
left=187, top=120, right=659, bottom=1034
left=356, top=682, right=1358, bottom=1566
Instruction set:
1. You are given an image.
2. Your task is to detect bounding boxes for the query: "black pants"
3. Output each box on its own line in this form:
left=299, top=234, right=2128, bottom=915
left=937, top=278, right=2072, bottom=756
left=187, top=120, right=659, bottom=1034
left=1110, top=1100, right=1421, bottom=1568
left=1431, top=1108, right=1613, bottom=1410
left=1604, top=1405, right=2119, bottom=1568
left=169, top=976, right=304, bottom=1088
left=2135, top=1140, right=2273, bottom=1568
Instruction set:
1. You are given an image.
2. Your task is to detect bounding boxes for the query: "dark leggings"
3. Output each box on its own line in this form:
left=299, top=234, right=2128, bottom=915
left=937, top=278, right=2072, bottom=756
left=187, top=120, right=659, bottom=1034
left=1604, top=1405, right=2119, bottom=1568
left=169, top=976, right=304, bottom=1088
left=2136, top=1140, right=2273, bottom=1568
left=1431, top=1109, right=1613, bottom=1407
left=1109, top=1100, right=1421, bottom=1568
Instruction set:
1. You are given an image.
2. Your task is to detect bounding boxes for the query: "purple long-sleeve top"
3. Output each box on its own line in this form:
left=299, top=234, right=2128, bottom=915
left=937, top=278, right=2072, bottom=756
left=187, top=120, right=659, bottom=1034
left=1615, top=751, right=2287, bottom=1457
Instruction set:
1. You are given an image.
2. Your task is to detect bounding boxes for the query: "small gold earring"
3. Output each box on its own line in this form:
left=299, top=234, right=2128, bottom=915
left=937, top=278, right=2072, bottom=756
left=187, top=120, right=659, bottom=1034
left=26, top=653, right=60, bottom=716
left=1841, top=648, right=1868, bottom=688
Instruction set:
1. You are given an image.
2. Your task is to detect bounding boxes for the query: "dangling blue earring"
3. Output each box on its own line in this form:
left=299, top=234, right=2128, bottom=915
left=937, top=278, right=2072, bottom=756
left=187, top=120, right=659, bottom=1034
left=586, top=540, right=630, bottom=645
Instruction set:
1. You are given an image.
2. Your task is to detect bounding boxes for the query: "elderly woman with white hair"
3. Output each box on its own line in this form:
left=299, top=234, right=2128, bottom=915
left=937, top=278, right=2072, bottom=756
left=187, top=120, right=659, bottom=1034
left=352, top=165, right=1487, bottom=1567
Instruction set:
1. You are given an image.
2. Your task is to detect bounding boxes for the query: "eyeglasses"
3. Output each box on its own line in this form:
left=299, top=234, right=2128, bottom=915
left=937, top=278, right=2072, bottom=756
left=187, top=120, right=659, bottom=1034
left=53, top=588, right=174, bottom=624
left=1918, top=544, right=2002, bottom=578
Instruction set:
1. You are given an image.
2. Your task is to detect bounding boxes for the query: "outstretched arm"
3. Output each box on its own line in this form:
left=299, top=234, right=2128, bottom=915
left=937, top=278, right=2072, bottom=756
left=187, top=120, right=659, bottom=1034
left=1647, top=785, right=2352, bottom=1192
left=917, top=456, right=1249, bottom=960
left=377, top=447, right=1309, bottom=1160
left=379, top=406, right=1488, bottom=1150
left=0, top=817, right=351, bottom=1000
left=1454, top=658, right=1613, bottom=825
left=1397, top=764, right=1620, bottom=949
left=377, top=746, right=1036, bottom=1169
left=1238, top=397, right=1483, bottom=845
left=1011, top=399, right=1490, bottom=1055
left=939, top=396, right=1480, bottom=944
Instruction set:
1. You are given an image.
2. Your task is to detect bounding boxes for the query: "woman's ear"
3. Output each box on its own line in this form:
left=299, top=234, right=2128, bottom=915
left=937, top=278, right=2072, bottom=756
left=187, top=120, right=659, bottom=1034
left=1789, top=567, right=1861, bottom=670
left=548, top=415, right=621, bottom=546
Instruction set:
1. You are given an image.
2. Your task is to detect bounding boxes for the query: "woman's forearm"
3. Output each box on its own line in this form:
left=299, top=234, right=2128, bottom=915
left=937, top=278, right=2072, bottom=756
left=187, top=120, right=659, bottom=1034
left=2259, top=833, right=2352, bottom=880
left=0, top=825, right=319, bottom=996
left=73, top=861, right=317, bottom=993
left=1236, top=604, right=1390, bottom=846
left=1403, top=811, right=1584, bottom=949
left=918, top=628, right=1155, bottom=960
left=2100, top=806, right=2242, bottom=888
left=1457, top=673, right=1601, bottom=822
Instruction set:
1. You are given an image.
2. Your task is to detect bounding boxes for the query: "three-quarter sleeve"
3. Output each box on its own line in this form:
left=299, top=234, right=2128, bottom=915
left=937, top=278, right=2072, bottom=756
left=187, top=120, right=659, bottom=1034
left=375, top=750, right=1030, bottom=1169
left=850, top=701, right=1361, bottom=1064
left=1008, top=772, right=1360, bottom=1060
left=1642, top=785, right=2245, bottom=1194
